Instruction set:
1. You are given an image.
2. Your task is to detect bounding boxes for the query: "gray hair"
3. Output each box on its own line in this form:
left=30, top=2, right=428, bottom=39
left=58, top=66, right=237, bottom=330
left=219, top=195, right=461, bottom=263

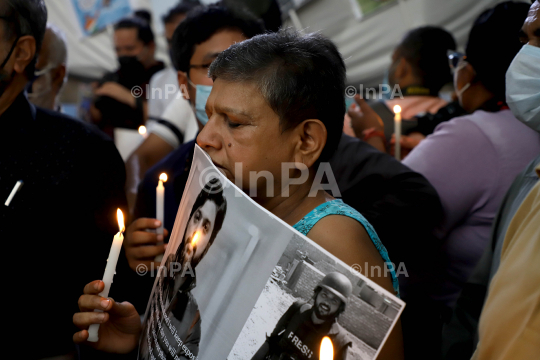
left=44, top=24, right=68, bottom=68
left=209, top=30, right=347, bottom=162
left=0, top=0, right=47, bottom=76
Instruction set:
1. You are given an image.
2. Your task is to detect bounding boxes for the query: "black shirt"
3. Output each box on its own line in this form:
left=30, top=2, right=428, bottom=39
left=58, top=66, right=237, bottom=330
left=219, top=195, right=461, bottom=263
left=94, top=61, right=165, bottom=137
left=0, top=93, right=127, bottom=358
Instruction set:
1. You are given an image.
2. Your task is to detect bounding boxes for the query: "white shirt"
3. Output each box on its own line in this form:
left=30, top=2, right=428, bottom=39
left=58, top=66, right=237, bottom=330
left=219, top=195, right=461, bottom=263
left=148, top=67, right=179, bottom=119
left=147, top=96, right=198, bottom=149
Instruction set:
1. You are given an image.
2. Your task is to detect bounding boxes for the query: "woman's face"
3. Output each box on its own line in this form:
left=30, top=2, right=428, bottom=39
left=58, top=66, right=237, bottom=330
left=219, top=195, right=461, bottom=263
left=184, top=200, right=218, bottom=262
left=196, top=79, right=298, bottom=198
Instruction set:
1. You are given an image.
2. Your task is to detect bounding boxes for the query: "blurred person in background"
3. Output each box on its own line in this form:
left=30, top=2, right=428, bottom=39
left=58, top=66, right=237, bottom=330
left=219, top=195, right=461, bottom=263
left=126, top=1, right=199, bottom=213
left=348, top=26, right=459, bottom=157
left=27, top=23, right=67, bottom=111
left=91, top=12, right=164, bottom=138
left=402, top=1, right=540, bottom=310
left=115, top=4, right=266, bottom=315
left=468, top=3, right=540, bottom=355
left=125, top=1, right=283, bottom=214
left=442, top=1, right=540, bottom=358
left=0, top=0, right=127, bottom=358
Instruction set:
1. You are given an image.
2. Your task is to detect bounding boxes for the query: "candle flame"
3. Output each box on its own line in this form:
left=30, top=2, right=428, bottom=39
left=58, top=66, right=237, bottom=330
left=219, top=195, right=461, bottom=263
left=393, top=105, right=402, bottom=114
left=320, top=336, right=333, bottom=360
left=117, top=208, right=125, bottom=232
left=138, top=126, right=147, bottom=135
left=159, top=173, right=168, bottom=182
left=191, top=232, right=200, bottom=246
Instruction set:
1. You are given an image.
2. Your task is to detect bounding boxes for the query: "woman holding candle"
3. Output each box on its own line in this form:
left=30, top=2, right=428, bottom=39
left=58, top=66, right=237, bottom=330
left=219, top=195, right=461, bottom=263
left=73, top=30, right=404, bottom=360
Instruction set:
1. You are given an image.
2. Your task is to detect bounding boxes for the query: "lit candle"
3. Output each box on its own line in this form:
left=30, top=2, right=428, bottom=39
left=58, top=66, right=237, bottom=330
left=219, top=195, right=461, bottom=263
left=156, top=173, right=167, bottom=235
left=320, top=336, right=334, bottom=360
left=138, top=125, right=147, bottom=138
left=393, top=105, right=402, bottom=161
left=191, top=232, right=200, bottom=247
left=87, top=209, right=125, bottom=343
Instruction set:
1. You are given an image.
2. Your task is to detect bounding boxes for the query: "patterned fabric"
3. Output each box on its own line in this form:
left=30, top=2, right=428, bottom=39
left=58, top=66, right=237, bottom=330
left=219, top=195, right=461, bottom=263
left=293, top=199, right=400, bottom=296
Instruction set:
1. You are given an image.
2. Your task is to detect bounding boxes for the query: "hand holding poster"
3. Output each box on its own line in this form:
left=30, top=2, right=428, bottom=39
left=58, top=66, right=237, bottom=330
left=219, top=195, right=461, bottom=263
left=138, top=146, right=404, bottom=360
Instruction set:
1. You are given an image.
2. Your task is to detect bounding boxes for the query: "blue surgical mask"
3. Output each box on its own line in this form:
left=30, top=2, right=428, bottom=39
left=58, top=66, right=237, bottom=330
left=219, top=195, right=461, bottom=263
left=195, top=84, right=212, bottom=125
left=506, top=44, right=540, bottom=132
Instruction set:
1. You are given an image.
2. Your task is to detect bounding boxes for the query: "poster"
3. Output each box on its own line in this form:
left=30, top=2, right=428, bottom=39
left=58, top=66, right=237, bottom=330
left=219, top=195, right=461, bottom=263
left=72, top=0, right=132, bottom=36
left=139, top=145, right=404, bottom=360
left=352, top=0, right=398, bottom=19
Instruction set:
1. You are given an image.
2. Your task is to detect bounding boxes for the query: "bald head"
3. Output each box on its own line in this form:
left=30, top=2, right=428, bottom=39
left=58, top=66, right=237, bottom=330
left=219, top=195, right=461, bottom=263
left=29, top=24, right=68, bottom=110
left=36, top=24, right=67, bottom=71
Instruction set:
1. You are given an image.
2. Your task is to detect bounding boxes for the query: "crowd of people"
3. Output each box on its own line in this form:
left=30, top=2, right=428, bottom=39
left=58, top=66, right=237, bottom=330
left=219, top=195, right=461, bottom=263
left=1, top=0, right=539, bottom=359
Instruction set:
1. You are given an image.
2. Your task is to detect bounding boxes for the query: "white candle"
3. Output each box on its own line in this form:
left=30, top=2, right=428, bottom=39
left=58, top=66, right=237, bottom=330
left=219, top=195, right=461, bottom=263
left=4, top=180, right=23, bottom=206
left=320, top=336, right=334, bottom=360
left=393, top=105, right=402, bottom=161
left=156, top=173, right=167, bottom=235
left=87, top=209, right=125, bottom=343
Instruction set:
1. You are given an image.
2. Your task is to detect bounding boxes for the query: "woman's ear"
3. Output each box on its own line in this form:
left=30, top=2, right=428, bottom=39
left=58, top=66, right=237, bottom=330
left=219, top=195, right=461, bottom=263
left=293, top=119, right=327, bottom=168
left=12, top=36, right=36, bottom=75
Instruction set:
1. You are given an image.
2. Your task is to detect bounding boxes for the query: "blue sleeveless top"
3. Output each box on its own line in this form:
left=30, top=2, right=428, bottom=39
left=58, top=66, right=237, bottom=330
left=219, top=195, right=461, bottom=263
left=293, top=199, right=400, bottom=296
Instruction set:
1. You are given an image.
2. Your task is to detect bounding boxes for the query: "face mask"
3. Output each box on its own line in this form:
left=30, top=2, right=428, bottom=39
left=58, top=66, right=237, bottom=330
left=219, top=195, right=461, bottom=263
left=506, top=44, right=540, bottom=132
left=194, top=84, right=212, bottom=125
left=118, top=55, right=144, bottom=73
left=454, top=61, right=471, bottom=101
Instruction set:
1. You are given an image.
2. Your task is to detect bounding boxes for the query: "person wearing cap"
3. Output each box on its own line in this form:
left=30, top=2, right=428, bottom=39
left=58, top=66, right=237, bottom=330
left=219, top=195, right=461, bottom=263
left=251, top=272, right=353, bottom=360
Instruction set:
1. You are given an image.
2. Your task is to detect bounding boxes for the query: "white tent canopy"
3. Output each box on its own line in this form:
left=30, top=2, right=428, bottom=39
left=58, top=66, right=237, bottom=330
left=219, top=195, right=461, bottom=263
left=45, top=0, right=505, bottom=84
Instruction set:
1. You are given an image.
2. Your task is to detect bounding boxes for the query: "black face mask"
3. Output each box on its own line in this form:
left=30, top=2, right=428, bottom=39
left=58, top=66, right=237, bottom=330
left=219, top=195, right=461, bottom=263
left=118, top=55, right=144, bottom=73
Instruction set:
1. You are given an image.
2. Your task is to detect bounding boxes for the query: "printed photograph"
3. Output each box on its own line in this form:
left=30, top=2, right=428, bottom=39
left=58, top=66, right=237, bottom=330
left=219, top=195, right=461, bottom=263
left=229, top=234, right=404, bottom=360
left=139, top=146, right=296, bottom=360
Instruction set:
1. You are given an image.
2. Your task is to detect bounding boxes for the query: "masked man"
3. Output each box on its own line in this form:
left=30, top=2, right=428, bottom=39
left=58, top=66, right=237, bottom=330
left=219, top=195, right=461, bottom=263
left=91, top=13, right=164, bottom=138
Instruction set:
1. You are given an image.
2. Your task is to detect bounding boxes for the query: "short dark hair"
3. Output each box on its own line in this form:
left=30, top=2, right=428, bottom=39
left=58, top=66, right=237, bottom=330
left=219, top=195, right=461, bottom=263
left=186, top=178, right=227, bottom=261
left=397, top=26, right=456, bottom=94
left=209, top=30, right=346, bottom=162
left=465, top=1, right=530, bottom=99
left=170, top=4, right=265, bottom=73
left=0, top=0, right=47, bottom=77
left=114, top=15, right=155, bottom=45
left=162, top=1, right=200, bottom=24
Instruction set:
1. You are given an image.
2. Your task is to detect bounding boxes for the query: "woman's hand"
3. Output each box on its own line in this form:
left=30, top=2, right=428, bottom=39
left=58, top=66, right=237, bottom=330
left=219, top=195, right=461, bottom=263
left=73, top=280, right=141, bottom=354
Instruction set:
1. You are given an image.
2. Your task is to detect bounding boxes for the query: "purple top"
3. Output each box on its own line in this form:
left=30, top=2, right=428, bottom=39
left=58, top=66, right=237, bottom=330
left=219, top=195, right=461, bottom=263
left=403, top=109, right=540, bottom=306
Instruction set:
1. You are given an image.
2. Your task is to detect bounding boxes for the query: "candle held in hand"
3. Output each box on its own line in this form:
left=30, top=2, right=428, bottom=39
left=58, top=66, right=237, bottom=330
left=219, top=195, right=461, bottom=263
left=87, top=209, right=125, bottom=343
left=320, top=336, right=334, bottom=360
left=393, top=105, right=402, bottom=161
left=156, top=173, right=167, bottom=235
left=191, top=232, right=200, bottom=246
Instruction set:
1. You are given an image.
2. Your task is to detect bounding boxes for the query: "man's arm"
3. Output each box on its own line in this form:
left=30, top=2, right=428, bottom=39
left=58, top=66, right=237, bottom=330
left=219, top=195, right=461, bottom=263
left=126, top=133, right=174, bottom=214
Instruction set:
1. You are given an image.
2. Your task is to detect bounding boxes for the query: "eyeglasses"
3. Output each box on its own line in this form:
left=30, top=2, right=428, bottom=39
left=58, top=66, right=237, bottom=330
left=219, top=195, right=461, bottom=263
left=447, top=51, right=467, bottom=73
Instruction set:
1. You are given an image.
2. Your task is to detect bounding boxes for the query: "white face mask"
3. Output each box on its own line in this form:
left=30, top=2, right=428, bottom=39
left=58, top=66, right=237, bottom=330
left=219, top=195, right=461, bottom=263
left=506, top=44, right=540, bottom=132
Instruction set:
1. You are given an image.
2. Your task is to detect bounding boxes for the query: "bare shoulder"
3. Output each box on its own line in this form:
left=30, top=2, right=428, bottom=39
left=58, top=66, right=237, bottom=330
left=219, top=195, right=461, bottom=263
left=307, top=214, right=394, bottom=293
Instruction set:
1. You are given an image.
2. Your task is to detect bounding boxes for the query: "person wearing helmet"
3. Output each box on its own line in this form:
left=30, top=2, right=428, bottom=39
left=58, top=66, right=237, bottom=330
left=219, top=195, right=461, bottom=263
left=251, top=272, right=353, bottom=360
